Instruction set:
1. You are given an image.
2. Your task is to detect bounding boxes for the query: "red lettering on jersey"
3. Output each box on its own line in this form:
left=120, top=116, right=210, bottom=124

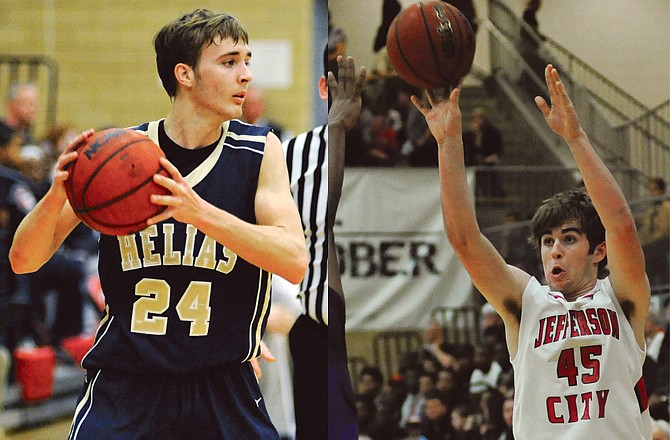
left=597, top=309, right=611, bottom=335
left=547, top=396, right=564, bottom=423
left=569, top=310, right=580, bottom=337
left=581, top=392, right=593, bottom=420
left=596, top=389, right=609, bottom=418
left=575, top=310, right=592, bottom=336
left=554, top=314, right=567, bottom=342
left=534, top=317, right=546, bottom=348
left=546, top=390, right=609, bottom=424
left=586, top=308, right=601, bottom=334
left=565, top=394, right=579, bottom=423
left=544, top=315, right=557, bottom=345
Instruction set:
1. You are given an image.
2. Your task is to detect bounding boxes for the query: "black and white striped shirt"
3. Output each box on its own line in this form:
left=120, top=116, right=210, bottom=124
left=282, top=125, right=328, bottom=326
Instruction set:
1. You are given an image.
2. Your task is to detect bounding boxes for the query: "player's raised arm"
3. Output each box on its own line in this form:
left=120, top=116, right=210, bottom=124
left=535, top=65, right=650, bottom=342
left=411, top=88, right=530, bottom=327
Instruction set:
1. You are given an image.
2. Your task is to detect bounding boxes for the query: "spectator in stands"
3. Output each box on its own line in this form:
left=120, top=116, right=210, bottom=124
left=363, top=105, right=402, bottom=166
left=0, top=121, right=37, bottom=354
left=499, top=392, right=515, bottom=440
left=399, top=365, right=426, bottom=432
left=356, top=393, right=381, bottom=440
left=421, top=388, right=455, bottom=440
left=499, top=210, right=542, bottom=280
left=479, top=302, right=505, bottom=347
left=517, top=0, right=548, bottom=100
left=463, top=107, right=505, bottom=198
left=242, top=87, right=292, bottom=142
left=478, top=387, right=506, bottom=440
left=357, top=365, right=385, bottom=401
left=371, top=0, right=401, bottom=79
left=450, top=403, right=481, bottom=440
left=639, top=177, right=670, bottom=287
left=469, top=345, right=503, bottom=399
left=2, top=82, right=39, bottom=145
left=647, top=306, right=667, bottom=364
left=0, top=121, right=86, bottom=355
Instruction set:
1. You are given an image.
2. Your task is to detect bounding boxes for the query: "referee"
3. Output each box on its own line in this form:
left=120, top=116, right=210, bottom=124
left=270, top=49, right=365, bottom=439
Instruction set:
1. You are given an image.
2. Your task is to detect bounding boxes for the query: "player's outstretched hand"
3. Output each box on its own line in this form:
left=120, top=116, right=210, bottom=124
left=411, top=86, right=462, bottom=146
left=534, top=64, right=585, bottom=142
left=328, top=55, right=366, bottom=132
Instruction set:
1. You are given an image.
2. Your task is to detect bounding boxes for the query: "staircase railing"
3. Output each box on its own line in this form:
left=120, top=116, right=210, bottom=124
left=486, top=0, right=669, bottom=188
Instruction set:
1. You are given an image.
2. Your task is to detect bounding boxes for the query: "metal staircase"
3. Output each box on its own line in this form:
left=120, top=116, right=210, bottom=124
left=483, top=0, right=669, bottom=199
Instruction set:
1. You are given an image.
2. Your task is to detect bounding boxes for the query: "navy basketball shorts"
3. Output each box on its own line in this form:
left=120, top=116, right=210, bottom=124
left=328, top=288, right=358, bottom=440
left=67, top=362, right=279, bottom=440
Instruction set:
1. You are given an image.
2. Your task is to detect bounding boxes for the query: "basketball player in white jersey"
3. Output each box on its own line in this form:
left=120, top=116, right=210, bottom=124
left=412, top=64, right=652, bottom=439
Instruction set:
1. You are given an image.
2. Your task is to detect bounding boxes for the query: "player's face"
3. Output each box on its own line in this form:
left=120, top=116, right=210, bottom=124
left=192, top=36, right=253, bottom=120
left=540, top=221, right=602, bottom=298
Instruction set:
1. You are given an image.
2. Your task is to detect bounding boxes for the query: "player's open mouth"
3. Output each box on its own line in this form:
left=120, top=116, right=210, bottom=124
left=551, top=266, right=564, bottom=276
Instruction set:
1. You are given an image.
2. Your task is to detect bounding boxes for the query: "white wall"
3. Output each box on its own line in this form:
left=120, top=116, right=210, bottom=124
left=329, top=0, right=669, bottom=109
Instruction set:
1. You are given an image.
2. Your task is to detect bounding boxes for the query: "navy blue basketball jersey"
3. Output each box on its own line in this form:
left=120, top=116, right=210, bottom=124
left=82, top=120, right=273, bottom=374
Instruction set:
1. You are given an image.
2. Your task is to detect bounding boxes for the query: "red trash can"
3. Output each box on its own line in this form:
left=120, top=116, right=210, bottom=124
left=61, top=335, right=95, bottom=366
left=14, top=346, right=56, bottom=402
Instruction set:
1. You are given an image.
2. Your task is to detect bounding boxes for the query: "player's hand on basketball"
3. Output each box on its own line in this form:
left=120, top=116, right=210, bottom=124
left=147, top=157, right=206, bottom=225
left=328, top=55, right=366, bottom=132
left=411, top=86, right=462, bottom=145
left=52, top=129, right=94, bottom=199
left=535, top=64, right=585, bottom=141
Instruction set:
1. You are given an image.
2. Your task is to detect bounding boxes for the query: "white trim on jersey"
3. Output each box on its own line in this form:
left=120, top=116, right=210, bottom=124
left=282, top=125, right=328, bottom=326
left=243, top=268, right=273, bottom=362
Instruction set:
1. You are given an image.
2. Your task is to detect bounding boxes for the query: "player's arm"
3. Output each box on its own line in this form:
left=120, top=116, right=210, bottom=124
left=535, top=65, right=650, bottom=344
left=327, top=56, right=366, bottom=294
left=9, top=130, right=92, bottom=274
left=149, top=132, right=308, bottom=284
left=411, top=88, right=530, bottom=328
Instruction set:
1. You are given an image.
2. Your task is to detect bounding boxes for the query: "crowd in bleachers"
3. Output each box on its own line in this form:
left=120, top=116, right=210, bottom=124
left=350, top=298, right=670, bottom=440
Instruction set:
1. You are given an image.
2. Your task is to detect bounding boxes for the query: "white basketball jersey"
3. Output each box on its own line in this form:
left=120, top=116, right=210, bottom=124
left=512, top=277, right=651, bottom=440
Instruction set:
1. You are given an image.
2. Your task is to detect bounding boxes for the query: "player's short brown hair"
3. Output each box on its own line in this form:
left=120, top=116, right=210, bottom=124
left=529, top=188, right=608, bottom=278
left=154, top=9, right=249, bottom=98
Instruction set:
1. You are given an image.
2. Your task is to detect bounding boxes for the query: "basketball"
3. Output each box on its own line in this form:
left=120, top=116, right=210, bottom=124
left=65, top=128, right=170, bottom=236
left=386, top=1, right=476, bottom=89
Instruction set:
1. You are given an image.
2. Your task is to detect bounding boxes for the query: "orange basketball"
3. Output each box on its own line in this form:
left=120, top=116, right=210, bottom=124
left=386, top=1, right=476, bottom=89
left=65, top=128, right=169, bottom=236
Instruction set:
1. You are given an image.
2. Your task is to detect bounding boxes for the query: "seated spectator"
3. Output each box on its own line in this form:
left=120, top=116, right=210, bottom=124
left=478, top=387, right=505, bottom=440
left=638, top=177, right=670, bottom=287
left=399, top=366, right=426, bottom=431
left=450, top=403, right=481, bottom=440
left=498, top=391, right=515, bottom=440
left=357, top=365, right=385, bottom=401
left=469, top=345, right=503, bottom=399
left=356, top=393, right=381, bottom=440
left=421, top=389, right=455, bottom=440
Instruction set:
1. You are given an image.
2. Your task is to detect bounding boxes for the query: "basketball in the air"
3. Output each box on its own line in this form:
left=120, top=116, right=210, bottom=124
left=65, top=128, right=170, bottom=236
left=386, top=1, right=476, bottom=89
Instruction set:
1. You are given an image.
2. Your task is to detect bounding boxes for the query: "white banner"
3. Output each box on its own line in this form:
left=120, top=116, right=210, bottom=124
left=335, top=168, right=475, bottom=331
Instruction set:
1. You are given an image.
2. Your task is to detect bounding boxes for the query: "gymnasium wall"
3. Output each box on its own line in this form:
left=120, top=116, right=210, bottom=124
left=329, top=0, right=670, bottom=109
left=1, top=0, right=319, bottom=139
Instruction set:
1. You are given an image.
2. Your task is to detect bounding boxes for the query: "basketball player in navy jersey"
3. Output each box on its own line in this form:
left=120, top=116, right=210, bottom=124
left=10, top=9, right=308, bottom=440
left=412, top=65, right=652, bottom=439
